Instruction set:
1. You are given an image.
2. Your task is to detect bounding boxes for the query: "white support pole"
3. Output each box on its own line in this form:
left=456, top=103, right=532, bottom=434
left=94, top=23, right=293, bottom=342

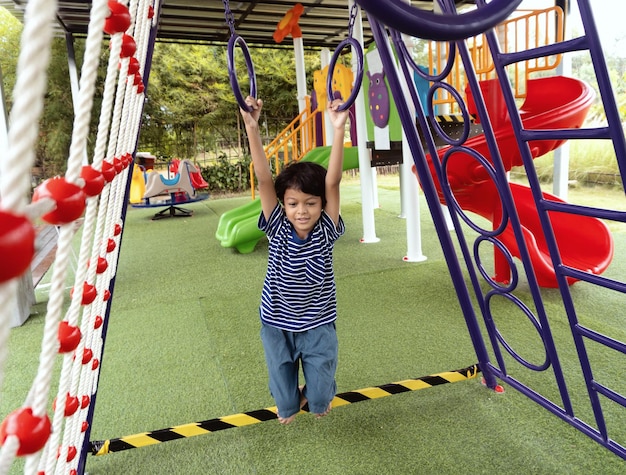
left=371, top=167, right=379, bottom=208
left=401, top=136, right=426, bottom=262
left=553, top=1, right=573, bottom=200
left=350, top=0, right=378, bottom=243
left=397, top=29, right=426, bottom=262
left=293, top=36, right=308, bottom=114
left=320, top=48, right=334, bottom=144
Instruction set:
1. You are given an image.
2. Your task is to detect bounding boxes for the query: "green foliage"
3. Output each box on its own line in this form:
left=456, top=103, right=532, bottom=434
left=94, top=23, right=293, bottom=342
left=142, top=43, right=231, bottom=158
left=571, top=53, right=626, bottom=124
left=36, top=38, right=77, bottom=176
left=511, top=139, right=622, bottom=187
left=1, top=8, right=104, bottom=177
left=140, top=44, right=317, bottom=159
left=0, top=8, right=21, bottom=93
left=200, top=154, right=251, bottom=194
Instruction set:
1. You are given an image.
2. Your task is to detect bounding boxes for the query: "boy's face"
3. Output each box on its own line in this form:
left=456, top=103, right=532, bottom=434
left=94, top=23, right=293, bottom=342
left=283, top=188, right=323, bottom=240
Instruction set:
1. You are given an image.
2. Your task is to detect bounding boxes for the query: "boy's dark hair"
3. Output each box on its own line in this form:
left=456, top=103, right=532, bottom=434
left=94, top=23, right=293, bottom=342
left=274, top=161, right=327, bottom=207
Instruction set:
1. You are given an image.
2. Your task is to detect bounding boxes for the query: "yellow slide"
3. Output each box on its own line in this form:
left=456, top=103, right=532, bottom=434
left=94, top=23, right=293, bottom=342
left=129, top=165, right=146, bottom=204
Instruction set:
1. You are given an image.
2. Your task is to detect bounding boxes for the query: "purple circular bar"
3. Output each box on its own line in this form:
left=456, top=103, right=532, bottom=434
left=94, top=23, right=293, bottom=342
left=355, top=0, right=522, bottom=41
left=326, top=37, right=364, bottom=111
left=227, top=35, right=257, bottom=112
left=427, top=82, right=471, bottom=146
left=391, top=29, right=455, bottom=83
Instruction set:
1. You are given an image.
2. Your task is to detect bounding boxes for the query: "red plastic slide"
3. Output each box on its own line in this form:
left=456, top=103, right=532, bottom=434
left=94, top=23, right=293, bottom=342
left=421, top=76, right=614, bottom=287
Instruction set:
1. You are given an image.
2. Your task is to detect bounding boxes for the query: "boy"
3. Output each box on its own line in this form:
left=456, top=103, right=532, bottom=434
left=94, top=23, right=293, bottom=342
left=240, top=96, right=349, bottom=424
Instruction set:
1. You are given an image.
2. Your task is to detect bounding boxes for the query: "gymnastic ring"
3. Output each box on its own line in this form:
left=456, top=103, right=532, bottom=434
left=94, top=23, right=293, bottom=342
left=227, top=34, right=257, bottom=112
left=326, top=37, right=364, bottom=111
left=355, top=0, right=522, bottom=41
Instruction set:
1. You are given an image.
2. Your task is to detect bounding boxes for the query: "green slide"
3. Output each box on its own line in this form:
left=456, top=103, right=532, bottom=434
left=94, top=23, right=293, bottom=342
left=215, top=146, right=359, bottom=253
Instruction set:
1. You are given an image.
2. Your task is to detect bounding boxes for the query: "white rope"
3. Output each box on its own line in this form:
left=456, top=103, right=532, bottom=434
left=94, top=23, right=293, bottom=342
left=0, top=0, right=57, bottom=410
left=37, top=0, right=111, bottom=471
left=0, top=0, right=58, bottom=469
left=92, top=33, right=124, bottom=171
left=49, top=0, right=154, bottom=471
left=65, top=0, right=111, bottom=184
left=50, top=0, right=154, bottom=472
left=0, top=0, right=152, bottom=471
left=0, top=437, right=18, bottom=475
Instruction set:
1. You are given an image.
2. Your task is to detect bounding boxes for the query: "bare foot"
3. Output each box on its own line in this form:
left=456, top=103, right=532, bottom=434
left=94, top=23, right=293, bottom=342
left=277, top=387, right=307, bottom=425
left=277, top=413, right=296, bottom=425
left=315, top=402, right=332, bottom=419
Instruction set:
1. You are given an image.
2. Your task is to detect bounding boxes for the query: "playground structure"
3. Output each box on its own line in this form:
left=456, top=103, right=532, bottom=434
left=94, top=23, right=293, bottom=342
left=219, top=3, right=614, bottom=289
left=169, top=158, right=209, bottom=190
left=364, top=3, right=626, bottom=464
left=2, top=1, right=626, bottom=474
left=422, top=75, right=614, bottom=288
left=130, top=158, right=209, bottom=220
left=144, top=159, right=197, bottom=199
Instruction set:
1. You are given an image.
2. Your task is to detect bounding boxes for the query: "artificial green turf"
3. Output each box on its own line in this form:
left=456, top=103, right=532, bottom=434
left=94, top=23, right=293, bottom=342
left=2, top=183, right=625, bottom=474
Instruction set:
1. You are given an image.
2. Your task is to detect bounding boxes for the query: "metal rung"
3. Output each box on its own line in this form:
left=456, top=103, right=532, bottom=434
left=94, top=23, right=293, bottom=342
left=498, top=36, right=590, bottom=66
left=519, top=126, right=611, bottom=142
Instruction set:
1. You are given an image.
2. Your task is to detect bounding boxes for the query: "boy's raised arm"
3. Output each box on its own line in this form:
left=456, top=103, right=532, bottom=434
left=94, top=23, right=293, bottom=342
left=324, top=99, right=349, bottom=225
left=240, top=97, right=278, bottom=219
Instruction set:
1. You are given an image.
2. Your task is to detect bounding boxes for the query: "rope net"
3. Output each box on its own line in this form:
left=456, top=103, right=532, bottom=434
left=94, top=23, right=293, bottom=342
left=0, top=0, right=157, bottom=472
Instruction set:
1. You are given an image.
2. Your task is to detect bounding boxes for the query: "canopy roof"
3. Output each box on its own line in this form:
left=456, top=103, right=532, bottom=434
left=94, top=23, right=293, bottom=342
left=0, top=0, right=476, bottom=48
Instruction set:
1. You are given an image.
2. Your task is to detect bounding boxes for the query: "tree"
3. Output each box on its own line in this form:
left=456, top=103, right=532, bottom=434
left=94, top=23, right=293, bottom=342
left=141, top=43, right=227, bottom=158
left=1, top=8, right=80, bottom=177
left=139, top=43, right=320, bottom=160
left=0, top=8, right=21, bottom=96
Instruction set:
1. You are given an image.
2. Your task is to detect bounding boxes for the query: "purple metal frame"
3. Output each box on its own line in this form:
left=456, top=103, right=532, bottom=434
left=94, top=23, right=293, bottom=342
left=356, top=0, right=522, bottom=41
left=73, top=1, right=626, bottom=471
left=365, top=0, right=626, bottom=461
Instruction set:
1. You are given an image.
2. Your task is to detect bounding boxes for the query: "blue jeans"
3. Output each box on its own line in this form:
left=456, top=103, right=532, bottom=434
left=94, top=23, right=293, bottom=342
left=260, top=322, right=338, bottom=418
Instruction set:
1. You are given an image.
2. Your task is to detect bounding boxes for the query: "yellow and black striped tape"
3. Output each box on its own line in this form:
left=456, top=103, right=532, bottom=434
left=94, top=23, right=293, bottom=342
left=90, top=364, right=480, bottom=456
left=434, top=114, right=465, bottom=124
